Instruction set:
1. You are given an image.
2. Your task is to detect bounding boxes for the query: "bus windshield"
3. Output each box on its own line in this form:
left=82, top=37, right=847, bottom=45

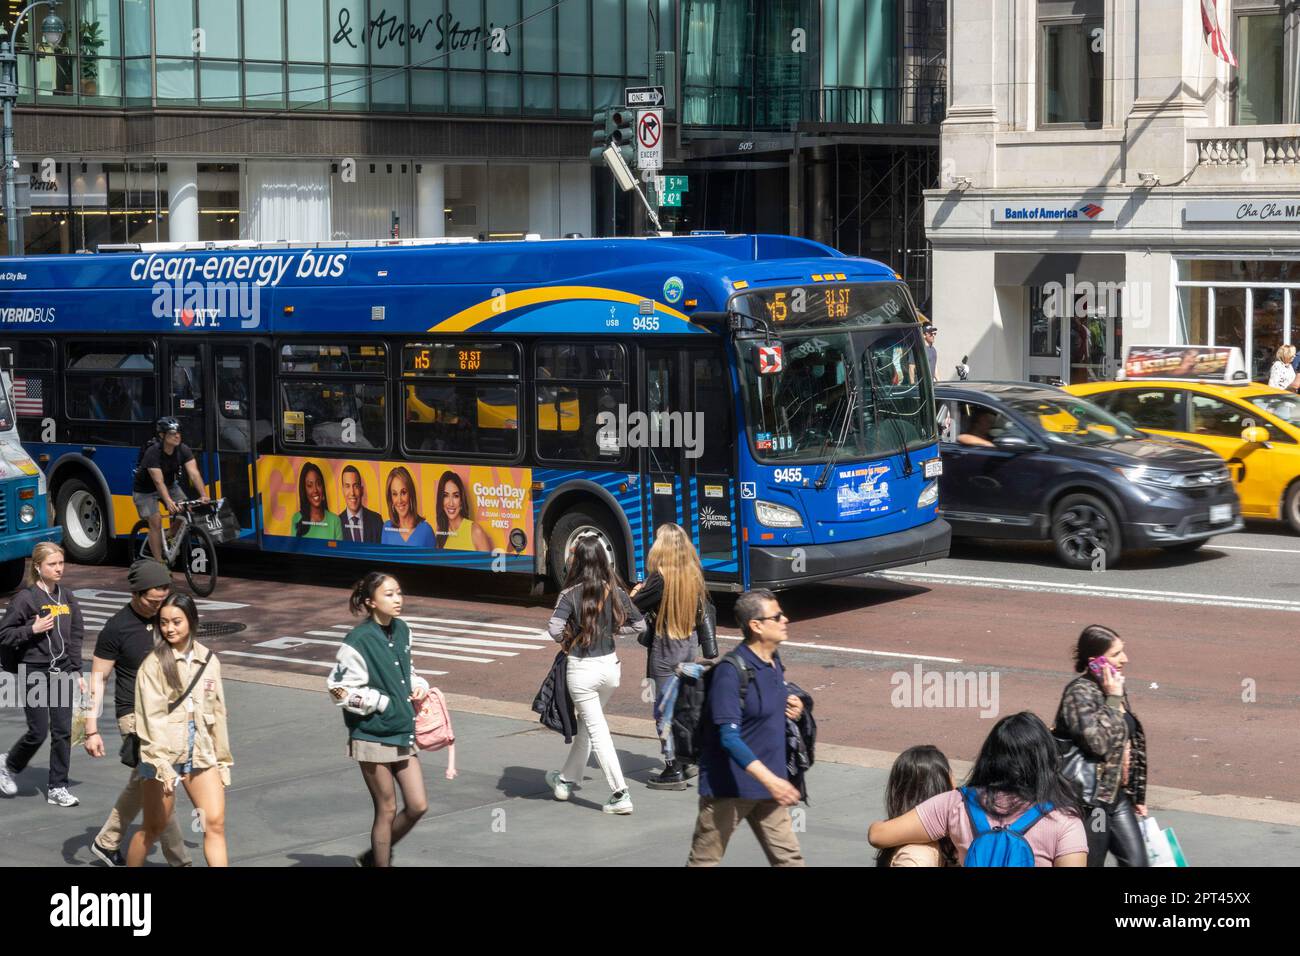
left=0, top=375, right=12, bottom=433
left=738, top=326, right=937, bottom=463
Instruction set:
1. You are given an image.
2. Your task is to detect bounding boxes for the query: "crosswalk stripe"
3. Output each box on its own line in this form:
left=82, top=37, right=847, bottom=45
left=333, top=620, right=552, bottom=642
left=401, top=615, right=549, bottom=636
left=303, top=629, right=517, bottom=658
left=261, top=634, right=498, bottom=665
left=222, top=649, right=448, bottom=676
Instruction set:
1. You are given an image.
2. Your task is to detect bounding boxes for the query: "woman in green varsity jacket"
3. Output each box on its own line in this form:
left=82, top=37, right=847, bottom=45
left=327, top=572, right=429, bottom=867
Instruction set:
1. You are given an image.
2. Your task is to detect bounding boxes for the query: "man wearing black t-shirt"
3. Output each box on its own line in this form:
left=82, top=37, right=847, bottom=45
left=82, top=560, right=190, bottom=867
left=133, top=417, right=208, bottom=564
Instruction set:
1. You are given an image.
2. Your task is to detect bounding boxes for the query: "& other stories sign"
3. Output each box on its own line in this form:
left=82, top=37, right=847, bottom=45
left=1184, top=200, right=1300, bottom=223
left=331, top=4, right=512, bottom=56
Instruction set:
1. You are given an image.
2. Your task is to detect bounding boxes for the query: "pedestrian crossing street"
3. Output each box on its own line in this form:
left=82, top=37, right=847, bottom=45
left=60, top=589, right=553, bottom=680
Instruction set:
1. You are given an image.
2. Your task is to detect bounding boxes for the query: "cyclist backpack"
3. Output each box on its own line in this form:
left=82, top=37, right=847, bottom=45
left=132, top=435, right=161, bottom=485
left=670, top=650, right=752, bottom=764
left=413, top=686, right=457, bottom=779
left=960, top=786, right=1052, bottom=867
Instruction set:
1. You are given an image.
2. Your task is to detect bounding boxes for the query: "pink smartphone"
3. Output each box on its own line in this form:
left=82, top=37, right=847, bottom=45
left=1088, top=656, right=1116, bottom=678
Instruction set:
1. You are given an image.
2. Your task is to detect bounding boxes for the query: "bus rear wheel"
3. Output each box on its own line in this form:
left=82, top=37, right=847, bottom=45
left=55, top=479, right=110, bottom=565
left=548, top=506, right=626, bottom=590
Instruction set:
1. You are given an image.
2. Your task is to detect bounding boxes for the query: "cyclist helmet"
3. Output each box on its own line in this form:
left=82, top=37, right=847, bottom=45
left=155, top=416, right=181, bottom=435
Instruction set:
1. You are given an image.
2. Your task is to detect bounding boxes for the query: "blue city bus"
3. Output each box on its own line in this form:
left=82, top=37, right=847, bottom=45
left=0, top=348, right=62, bottom=592
left=0, top=234, right=949, bottom=591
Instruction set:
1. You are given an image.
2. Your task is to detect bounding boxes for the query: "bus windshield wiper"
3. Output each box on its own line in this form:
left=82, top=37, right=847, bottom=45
left=814, top=379, right=861, bottom=490
left=862, top=350, right=915, bottom=478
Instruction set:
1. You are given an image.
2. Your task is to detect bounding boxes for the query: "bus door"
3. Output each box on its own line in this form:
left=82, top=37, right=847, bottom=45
left=162, top=341, right=258, bottom=537
left=641, top=346, right=740, bottom=586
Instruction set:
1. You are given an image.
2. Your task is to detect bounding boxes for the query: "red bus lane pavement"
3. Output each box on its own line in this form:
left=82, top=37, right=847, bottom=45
left=10, top=558, right=1297, bottom=809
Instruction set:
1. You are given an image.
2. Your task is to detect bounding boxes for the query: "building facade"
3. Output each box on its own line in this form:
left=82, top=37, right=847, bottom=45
left=3, top=0, right=675, bottom=254
left=928, top=0, right=1300, bottom=385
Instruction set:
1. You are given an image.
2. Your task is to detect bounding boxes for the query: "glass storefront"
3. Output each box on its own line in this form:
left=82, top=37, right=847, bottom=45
left=7, top=0, right=659, bottom=114
left=1175, top=259, right=1300, bottom=384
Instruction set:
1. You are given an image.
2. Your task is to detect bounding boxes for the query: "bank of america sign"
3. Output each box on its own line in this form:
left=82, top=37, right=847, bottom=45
left=1185, top=200, right=1300, bottom=223
left=992, top=202, right=1117, bottom=223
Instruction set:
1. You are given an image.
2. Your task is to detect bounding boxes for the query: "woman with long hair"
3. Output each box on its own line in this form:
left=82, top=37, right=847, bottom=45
left=127, top=593, right=232, bottom=866
left=381, top=467, right=435, bottom=547
left=868, top=712, right=1088, bottom=866
left=434, top=470, right=491, bottom=552
left=327, top=572, right=429, bottom=866
left=0, top=542, right=86, bottom=807
left=874, top=745, right=957, bottom=867
left=291, top=461, right=343, bottom=539
left=544, top=536, right=645, bottom=814
left=1053, top=624, right=1149, bottom=867
left=631, top=523, right=717, bottom=790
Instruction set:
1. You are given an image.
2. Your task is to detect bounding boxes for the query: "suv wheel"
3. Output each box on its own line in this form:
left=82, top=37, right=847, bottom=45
left=1052, top=493, right=1121, bottom=570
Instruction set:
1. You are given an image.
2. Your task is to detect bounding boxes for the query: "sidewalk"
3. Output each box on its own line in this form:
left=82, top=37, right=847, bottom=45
left=2, top=676, right=1296, bottom=866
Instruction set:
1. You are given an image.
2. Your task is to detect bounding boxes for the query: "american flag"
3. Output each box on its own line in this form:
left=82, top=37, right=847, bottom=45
left=1200, top=0, right=1237, bottom=67
left=12, top=377, right=43, bottom=417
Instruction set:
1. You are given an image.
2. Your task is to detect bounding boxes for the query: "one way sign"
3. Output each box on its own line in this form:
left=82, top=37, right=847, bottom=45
left=625, top=85, right=665, bottom=107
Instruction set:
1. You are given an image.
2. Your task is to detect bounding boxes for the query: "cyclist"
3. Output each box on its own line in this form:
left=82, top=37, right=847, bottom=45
left=133, top=417, right=208, bottom=564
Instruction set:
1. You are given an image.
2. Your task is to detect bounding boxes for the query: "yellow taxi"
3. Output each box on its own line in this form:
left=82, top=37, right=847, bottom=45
left=1065, top=345, right=1300, bottom=531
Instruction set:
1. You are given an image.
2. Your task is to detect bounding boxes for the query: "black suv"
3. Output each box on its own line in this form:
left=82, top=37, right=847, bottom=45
left=935, top=383, right=1242, bottom=568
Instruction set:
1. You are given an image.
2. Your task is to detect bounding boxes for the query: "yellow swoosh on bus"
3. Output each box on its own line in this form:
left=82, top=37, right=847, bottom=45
left=428, top=286, right=693, bottom=333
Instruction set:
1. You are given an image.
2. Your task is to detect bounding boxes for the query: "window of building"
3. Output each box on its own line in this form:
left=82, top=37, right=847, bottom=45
left=277, top=341, right=388, bottom=451
left=402, top=342, right=522, bottom=458
left=535, top=343, right=627, bottom=463
left=64, top=341, right=157, bottom=422
left=1234, top=10, right=1287, bottom=125
left=1175, top=260, right=1300, bottom=384
left=1038, top=0, right=1103, bottom=126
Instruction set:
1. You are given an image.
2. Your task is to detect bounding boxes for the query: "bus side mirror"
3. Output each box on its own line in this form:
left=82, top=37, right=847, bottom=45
left=1242, top=425, right=1270, bottom=444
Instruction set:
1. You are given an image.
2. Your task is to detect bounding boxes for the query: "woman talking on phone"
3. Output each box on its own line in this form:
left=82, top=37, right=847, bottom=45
left=1053, top=624, right=1149, bottom=867
left=0, top=542, right=86, bottom=807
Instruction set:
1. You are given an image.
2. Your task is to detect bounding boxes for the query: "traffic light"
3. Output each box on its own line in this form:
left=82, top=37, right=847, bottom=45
left=590, top=106, right=636, bottom=167
left=610, top=107, right=635, bottom=167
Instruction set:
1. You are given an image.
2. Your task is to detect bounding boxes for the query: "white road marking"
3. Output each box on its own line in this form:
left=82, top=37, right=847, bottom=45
left=330, top=622, right=546, bottom=651
left=258, top=634, right=497, bottom=664
left=221, top=649, right=447, bottom=676
left=402, top=615, right=546, bottom=635
left=714, top=633, right=963, bottom=663
left=880, top=570, right=1300, bottom=612
left=1213, top=545, right=1300, bottom=554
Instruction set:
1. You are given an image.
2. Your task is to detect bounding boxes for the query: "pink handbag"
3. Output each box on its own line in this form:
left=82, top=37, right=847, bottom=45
left=413, top=687, right=457, bottom=779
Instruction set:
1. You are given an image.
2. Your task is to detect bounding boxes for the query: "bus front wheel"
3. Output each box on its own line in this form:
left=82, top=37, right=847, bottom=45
left=56, top=479, right=110, bottom=565
left=548, top=506, right=626, bottom=590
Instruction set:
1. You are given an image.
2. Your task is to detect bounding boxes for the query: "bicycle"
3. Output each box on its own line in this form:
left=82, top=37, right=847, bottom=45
left=129, top=498, right=223, bottom=597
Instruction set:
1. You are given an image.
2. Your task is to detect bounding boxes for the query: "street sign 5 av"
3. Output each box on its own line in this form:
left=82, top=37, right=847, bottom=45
left=662, top=175, right=689, bottom=193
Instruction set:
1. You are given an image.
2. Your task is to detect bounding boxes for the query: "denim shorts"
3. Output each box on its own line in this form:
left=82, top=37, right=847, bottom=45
left=133, top=484, right=184, bottom=519
left=140, top=719, right=197, bottom=781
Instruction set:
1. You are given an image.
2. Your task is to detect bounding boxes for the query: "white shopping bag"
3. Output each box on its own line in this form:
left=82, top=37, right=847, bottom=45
left=1141, top=815, right=1188, bottom=867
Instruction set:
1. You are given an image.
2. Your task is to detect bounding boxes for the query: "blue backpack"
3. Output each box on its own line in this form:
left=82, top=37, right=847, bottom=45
left=961, top=786, right=1052, bottom=867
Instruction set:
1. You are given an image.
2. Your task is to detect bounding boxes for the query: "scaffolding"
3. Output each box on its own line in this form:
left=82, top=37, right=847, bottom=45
left=903, top=0, right=948, bottom=125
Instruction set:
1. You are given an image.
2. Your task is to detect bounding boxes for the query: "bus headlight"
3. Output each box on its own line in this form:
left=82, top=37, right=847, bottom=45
left=19, top=504, right=36, bottom=525
left=754, top=500, right=803, bottom=528
left=917, top=482, right=939, bottom=508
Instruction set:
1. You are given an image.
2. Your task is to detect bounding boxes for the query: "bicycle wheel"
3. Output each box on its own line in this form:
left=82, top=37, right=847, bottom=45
left=181, top=524, right=219, bottom=597
left=129, top=518, right=160, bottom=563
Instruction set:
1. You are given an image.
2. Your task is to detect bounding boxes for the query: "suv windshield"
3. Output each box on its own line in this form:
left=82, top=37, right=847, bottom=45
left=1002, top=395, right=1143, bottom=446
left=738, top=326, right=937, bottom=462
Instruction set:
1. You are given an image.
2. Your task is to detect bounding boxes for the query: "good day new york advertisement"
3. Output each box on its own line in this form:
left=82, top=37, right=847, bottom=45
left=257, top=456, right=534, bottom=555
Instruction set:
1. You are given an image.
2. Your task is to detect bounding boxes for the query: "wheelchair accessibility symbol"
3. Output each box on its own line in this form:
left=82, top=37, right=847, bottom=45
left=741, top=482, right=757, bottom=500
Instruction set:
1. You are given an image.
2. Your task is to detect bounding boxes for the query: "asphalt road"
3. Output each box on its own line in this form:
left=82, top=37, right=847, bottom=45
left=4, top=520, right=1298, bottom=806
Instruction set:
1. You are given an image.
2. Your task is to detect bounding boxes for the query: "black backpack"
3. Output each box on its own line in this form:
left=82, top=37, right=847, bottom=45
left=671, top=650, right=752, bottom=763
left=132, top=435, right=161, bottom=485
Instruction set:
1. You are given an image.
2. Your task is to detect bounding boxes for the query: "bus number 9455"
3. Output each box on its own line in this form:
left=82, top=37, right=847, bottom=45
left=633, top=316, right=660, bottom=331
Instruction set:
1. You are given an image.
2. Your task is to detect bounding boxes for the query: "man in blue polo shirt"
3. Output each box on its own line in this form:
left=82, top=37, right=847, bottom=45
left=687, top=589, right=805, bottom=867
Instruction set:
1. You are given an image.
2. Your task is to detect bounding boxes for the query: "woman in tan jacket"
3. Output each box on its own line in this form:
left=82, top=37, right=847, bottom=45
left=127, top=593, right=232, bottom=867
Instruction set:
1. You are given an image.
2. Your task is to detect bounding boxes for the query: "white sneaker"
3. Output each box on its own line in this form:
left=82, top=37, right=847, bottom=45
left=545, top=770, right=573, bottom=801
left=602, top=789, right=634, bottom=815
left=47, top=787, right=80, bottom=808
left=0, top=754, right=16, bottom=797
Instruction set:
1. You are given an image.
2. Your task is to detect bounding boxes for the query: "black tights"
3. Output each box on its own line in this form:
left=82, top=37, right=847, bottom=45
left=1085, top=792, right=1148, bottom=868
left=359, top=758, right=428, bottom=867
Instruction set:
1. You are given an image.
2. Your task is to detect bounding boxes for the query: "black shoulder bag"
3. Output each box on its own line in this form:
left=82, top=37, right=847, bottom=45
left=120, top=657, right=211, bottom=769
